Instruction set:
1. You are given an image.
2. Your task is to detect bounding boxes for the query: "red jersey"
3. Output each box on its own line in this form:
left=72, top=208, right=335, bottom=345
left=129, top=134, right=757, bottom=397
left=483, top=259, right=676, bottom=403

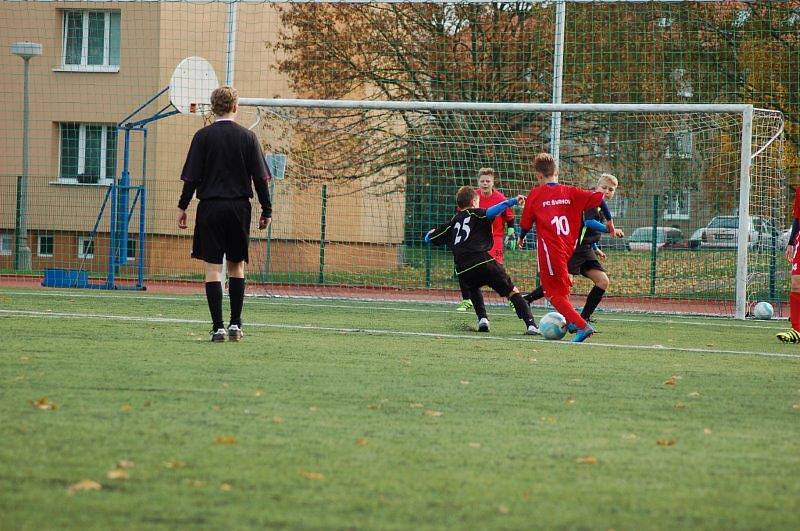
left=479, top=189, right=514, bottom=238
left=520, top=182, right=604, bottom=258
left=794, top=188, right=800, bottom=220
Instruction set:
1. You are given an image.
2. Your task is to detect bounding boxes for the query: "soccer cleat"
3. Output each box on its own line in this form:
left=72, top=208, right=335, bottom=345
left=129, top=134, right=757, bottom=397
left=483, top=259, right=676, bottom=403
left=477, top=318, right=490, bottom=332
left=526, top=324, right=541, bottom=336
left=566, top=323, right=578, bottom=334
left=776, top=329, right=800, bottom=344
left=572, top=324, right=595, bottom=343
left=228, top=324, right=243, bottom=342
left=456, top=299, right=474, bottom=312
left=211, top=328, right=227, bottom=342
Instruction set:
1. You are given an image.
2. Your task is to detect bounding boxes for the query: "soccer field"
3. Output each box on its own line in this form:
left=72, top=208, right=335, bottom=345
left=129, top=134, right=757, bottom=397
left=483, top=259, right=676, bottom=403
left=1, top=287, right=799, bottom=529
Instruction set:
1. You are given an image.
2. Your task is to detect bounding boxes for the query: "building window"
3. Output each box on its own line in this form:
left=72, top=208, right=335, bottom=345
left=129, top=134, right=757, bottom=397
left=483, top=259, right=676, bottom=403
left=78, top=236, right=95, bottom=259
left=127, top=238, right=136, bottom=261
left=0, top=233, right=11, bottom=256
left=59, top=123, right=118, bottom=183
left=38, top=234, right=54, bottom=257
left=606, top=196, right=628, bottom=218
left=663, top=190, right=691, bottom=221
left=665, top=130, right=693, bottom=160
left=62, top=11, right=120, bottom=71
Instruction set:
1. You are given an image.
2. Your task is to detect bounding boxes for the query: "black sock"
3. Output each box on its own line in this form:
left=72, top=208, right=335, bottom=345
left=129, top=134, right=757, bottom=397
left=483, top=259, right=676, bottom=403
left=524, top=286, right=545, bottom=304
left=581, top=286, right=606, bottom=320
left=205, top=281, right=224, bottom=331
left=459, top=278, right=471, bottom=301
left=510, top=293, right=536, bottom=327
left=469, top=288, right=487, bottom=319
left=229, top=277, right=245, bottom=327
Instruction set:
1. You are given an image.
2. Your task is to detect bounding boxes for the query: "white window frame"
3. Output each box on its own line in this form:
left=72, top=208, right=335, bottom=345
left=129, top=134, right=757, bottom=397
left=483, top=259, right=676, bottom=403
left=606, top=195, right=628, bottom=218
left=663, top=190, right=691, bottom=221
left=0, top=233, right=11, bottom=256
left=78, top=236, right=95, bottom=259
left=126, top=238, right=136, bottom=262
left=57, top=10, right=120, bottom=73
left=58, top=123, right=117, bottom=185
left=37, top=234, right=54, bottom=257
left=665, top=130, right=693, bottom=160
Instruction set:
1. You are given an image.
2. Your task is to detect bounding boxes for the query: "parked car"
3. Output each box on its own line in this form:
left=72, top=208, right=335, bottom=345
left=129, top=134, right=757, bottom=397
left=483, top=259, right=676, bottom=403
left=688, top=228, right=704, bottom=249
left=627, top=227, right=684, bottom=251
left=698, top=215, right=780, bottom=249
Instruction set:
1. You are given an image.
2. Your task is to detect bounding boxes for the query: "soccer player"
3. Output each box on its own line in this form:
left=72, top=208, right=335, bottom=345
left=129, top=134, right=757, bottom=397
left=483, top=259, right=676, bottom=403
left=777, top=187, right=800, bottom=343
left=517, top=153, right=620, bottom=343
left=425, top=186, right=539, bottom=335
left=456, top=168, right=516, bottom=312
left=177, top=86, right=272, bottom=342
left=524, top=173, right=624, bottom=323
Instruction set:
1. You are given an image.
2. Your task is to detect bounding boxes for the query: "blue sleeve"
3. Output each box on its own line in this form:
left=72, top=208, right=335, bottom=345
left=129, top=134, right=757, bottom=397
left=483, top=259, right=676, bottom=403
left=584, top=219, right=608, bottom=233
left=599, top=200, right=612, bottom=220
left=591, top=242, right=600, bottom=251
left=486, top=198, right=518, bottom=220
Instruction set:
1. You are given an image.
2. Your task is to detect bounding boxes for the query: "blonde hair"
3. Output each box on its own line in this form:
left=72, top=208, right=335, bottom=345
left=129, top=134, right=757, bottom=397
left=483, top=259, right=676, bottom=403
left=598, top=173, right=618, bottom=187
left=533, top=153, right=556, bottom=177
left=478, top=167, right=496, bottom=178
left=210, top=86, right=238, bottom=116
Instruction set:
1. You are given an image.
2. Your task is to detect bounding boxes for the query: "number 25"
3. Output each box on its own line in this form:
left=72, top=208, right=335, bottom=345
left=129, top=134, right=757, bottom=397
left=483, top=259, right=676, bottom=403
left=454, top=217, right=472, bottom=244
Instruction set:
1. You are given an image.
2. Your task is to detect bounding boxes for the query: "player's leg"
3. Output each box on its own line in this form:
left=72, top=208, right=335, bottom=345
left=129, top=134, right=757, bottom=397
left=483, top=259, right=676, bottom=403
left=777, top=273, right=800, bottom=343
left=523, top=286, right=545, bottom=304
left=204, top=261, right=226, bottom=341
left=540, top=261, right=593, bottom=342
left=580, top=267, right=609, bottom=322
left=193, top=201, right=227, bottom=341
left=460, top=269, right=489, bottom=331
left=456, top=276, right=473, bottom=312
left=223, top=199, right=252, bottom=341
left=485, top=262, right=538, bottom=334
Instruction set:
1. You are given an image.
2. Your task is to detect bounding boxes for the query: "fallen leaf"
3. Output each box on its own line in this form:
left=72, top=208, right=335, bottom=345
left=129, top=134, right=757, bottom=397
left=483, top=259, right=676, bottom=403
left=309, top=406, right=318, bottom=412
left=254, top=389, right=264, bottom=397
left=164, top=460, right=186, bottom=469
left=117, top=460, right=134, bottom=469
left=703, top=428, right=713, bottom=435
left=367, top=404, right=380, bottom=410
left=190, top=480, right=207, bottom=488
left=468, top=442, right=481, bottom=449
left=300, top=470, right=324, bottom=481
left=674, top=402, right=687, bottom=409
left=272, top=416, right=284, bottom=424
left=120, top=404, right=133, bottom=413
left=220, top=483, right=233, bottom=492
left=576, top=456, right=598, bottom=465
left=106, top=468, right=128, bottom=480
left=498, top=505, right=510, bottom=514
left=214, top=436, right=236, bottom=445
left=460, top=380, right=470, bottom=385
left=19, top=356, right=29, bottom=363
left=688, top=391, right=701, bottom=397
left=68, top=480, right=102, bottom=494
left=32, top=397, right=57, bottom=410
left=565, top=398, right=576, bottom=405
left=793, top=404, right=800, bottom=411
left=663, top=376, right=678, bottom=387
left=541, top=416, right=557, bottom=424
left=212, top=405, right=221, bottom=412
left=424, top=410, right=443, bottom=417
left=622, top=433, right=638, bottom=441
left=657, top=438, right=677, bottom=446
left=409, top=403, right=424, bottom=408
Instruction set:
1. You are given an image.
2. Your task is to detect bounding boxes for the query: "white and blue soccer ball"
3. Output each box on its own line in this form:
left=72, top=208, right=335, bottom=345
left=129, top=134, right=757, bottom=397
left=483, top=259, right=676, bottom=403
left=752, top=301, right=774, bottom=320
left=539, top=311, right=567, bottom=340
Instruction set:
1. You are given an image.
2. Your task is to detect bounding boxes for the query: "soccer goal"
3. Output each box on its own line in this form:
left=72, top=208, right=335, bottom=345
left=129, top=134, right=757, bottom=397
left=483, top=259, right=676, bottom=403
left=227, top=98, right=784, bottom=319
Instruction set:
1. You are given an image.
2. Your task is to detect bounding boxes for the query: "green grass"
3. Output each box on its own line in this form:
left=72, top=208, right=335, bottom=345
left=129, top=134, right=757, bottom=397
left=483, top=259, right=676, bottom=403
left=1, top=287, right=799, bottom=529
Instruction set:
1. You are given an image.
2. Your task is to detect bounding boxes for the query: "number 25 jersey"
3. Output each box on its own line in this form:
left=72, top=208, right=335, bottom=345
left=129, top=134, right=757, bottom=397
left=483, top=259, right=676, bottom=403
left=428, top=208, right=495, bottom=274
left=519, top=183, right=604, bottom=260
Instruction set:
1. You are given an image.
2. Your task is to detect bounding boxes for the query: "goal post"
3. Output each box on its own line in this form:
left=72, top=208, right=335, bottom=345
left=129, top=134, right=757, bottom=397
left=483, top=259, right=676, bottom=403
left=235, top=98, right=784, bottom=318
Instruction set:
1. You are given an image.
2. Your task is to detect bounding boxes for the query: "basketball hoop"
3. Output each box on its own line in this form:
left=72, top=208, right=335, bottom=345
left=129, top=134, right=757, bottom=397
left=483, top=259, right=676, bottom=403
left=169, top=56, right=219, bottom=115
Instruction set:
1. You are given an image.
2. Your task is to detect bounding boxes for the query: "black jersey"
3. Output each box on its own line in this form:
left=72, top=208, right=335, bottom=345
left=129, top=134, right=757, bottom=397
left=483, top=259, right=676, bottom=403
left=578, top=205, right=608, bottom=246
left=428, top=208, right=495, bottom=274
left=178, top=120, right=272, bottom=217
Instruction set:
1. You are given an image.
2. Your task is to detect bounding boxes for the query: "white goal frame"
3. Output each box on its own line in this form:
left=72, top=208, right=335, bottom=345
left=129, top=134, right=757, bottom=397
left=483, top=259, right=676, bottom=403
left=238, top=99, right=766, bottom=319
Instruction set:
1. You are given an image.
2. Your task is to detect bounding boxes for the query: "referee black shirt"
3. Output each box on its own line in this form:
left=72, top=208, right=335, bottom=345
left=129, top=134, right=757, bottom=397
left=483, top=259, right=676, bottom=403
left=178, top=120, right=272, bottom=218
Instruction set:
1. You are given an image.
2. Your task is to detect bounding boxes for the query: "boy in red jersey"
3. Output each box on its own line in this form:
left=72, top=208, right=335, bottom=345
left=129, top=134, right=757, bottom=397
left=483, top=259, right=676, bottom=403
left=517, top=153, right=620, bottom=343
left=455, top=168, right=516, bottom=311
left=777, top=187, right=800, bottom=343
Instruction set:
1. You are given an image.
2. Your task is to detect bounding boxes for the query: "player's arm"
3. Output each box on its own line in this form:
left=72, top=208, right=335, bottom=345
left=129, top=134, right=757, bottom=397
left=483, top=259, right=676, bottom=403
left=517, top=191, right=536, bottom=248
left=786, top=218, right=799, bottom=261
left=177, top=132, right=203, bottom=229
left=584, top=219, right=608, bottom=233
left=486, top=196, right=522, bottom=220
left=246, top=133, right=273, bottom=229
left=424, top=223, right=452, bottom=246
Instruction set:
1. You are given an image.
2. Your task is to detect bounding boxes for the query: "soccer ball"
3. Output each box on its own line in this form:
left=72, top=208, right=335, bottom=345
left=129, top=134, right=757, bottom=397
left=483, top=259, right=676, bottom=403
left=752, top=301, right=774, bottom=320
left=539, top=311, right=567, bottom=340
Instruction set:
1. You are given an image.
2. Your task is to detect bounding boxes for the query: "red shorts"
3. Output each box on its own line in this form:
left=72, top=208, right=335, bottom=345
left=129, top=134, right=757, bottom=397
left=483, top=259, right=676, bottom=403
left=537, top=240, right=573, bottom=298
left=792, top=241, right=800, bottom=275
left=489, top=236, right=505, bottom=264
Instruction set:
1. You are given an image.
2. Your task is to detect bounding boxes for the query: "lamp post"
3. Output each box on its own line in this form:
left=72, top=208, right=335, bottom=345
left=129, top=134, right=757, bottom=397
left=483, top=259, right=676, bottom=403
left=11, top=41, right=42, bottom=271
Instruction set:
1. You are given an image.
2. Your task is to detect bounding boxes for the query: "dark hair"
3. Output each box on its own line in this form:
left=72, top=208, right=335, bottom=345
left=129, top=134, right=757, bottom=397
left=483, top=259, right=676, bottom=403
left=533, top=153, right=556, bottom=177
left=210, top=86, right=238, bottom=116
left=456, top=185, right=476, bottom=208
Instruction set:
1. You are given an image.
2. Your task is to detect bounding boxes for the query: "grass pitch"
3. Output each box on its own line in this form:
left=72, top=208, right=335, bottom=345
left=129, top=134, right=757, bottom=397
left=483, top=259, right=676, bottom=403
left=0, top=287, right=798, bottom=529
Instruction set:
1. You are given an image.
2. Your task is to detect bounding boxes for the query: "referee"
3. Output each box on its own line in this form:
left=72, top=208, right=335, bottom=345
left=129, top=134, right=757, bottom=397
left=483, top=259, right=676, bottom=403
left=177, top=86, right=272, bottom=342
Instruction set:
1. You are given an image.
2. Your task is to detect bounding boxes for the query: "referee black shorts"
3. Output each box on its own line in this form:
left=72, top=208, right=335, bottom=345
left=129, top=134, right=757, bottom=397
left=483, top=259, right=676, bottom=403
left=568, top=244, right=605, bottom=277
left=192, top=199, right=252, bottom=264
left=458, top=260, right=515, bottom=298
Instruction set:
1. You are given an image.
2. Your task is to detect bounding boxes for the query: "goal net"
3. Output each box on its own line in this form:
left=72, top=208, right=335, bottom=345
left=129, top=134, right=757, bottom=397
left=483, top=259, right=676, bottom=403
left=240, top=100, right=785, bottom=318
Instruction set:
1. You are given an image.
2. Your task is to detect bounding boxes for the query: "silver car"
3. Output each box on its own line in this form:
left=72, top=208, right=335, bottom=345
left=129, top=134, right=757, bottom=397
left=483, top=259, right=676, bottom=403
left=698, top=215, right=779, bottom=249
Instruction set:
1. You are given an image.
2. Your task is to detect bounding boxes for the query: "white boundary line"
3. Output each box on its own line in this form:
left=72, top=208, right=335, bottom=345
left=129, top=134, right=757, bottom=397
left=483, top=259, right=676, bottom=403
left=1, top=309, right=797, bottom=361
left=0, top=289, right=786, bottom=330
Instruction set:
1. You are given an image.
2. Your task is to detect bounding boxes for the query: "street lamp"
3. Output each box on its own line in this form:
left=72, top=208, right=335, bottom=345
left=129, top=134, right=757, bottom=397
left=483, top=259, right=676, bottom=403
left=11, top=41, right=42, bottom=271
